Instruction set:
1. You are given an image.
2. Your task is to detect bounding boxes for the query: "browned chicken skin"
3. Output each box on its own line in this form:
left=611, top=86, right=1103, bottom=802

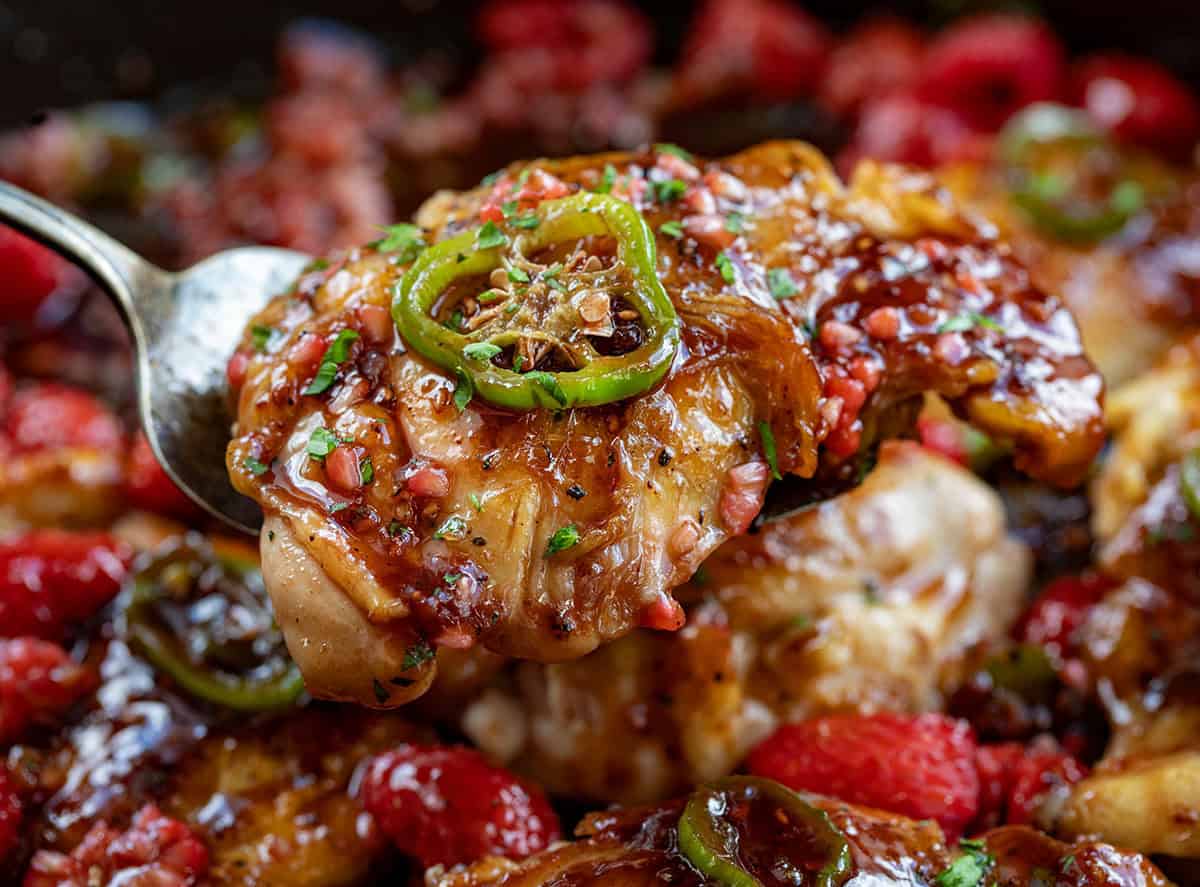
left=430, top=791, right=1171, bottom=887
left=226, top=141, right=1104, bottom=707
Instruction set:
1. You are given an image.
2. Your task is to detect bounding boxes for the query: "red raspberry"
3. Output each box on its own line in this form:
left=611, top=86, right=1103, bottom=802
left=677, top=0, right=831, bottom=102
left=820, top=18, right=926, bottom=120
left=24, top=803, right=209, bottom=887
left=0, top=226, right=73, bottom=324
left=360, top=744, right=561, bottom=868
left=476, top=0, right=651, bottom=91
left=746, top=713, right=980, bottom=839
left=1015, top=573, right=1115, bottom=661
left=975, top=740, right=1088, bottom=828
left=0, top=637, right=93, bottom=743
left=124, top=432, right=199, bottom=519
left=4, top=382, right=124, bottom=454
left=1073, top=54, right=1200, bottom=161
left=918, top=14, right=1066, bottom=132
left=0, top=530, right=132, bottom=640
left=0, top=768, right=21, bottom=861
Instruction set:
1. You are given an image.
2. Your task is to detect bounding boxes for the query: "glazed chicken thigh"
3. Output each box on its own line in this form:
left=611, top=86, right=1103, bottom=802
left=227, top=141, right=1104, bottom=707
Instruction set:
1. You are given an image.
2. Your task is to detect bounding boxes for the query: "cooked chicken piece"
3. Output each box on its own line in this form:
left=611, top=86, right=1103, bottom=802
left=430, top=788, right=1170, bottom=887
left=942, top=158, right=1200, bottom=387
left=26, top=635, right=426, bottom=886
left=1053, top=577, right=1200, bottom=859
left=227, top=141, right=1103, bottom=707
left=1091, top=332, right=1200, bottom=595
left=434, top=443, right=1030, bottom=804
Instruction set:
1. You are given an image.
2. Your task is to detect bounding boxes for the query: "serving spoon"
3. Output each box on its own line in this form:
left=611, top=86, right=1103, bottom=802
left=0, top=181, right=857, bottom=535
left=0, top=181, right=309, bottom=535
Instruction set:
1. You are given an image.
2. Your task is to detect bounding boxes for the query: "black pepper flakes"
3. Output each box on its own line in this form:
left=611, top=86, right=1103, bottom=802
left=658, top=449, right=673, bottom=466
left=566, top=484, right=587, bottom=500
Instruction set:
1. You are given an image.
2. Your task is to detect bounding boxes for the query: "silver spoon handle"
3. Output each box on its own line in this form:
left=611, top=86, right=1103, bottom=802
left=0, top=181, right=160, bottom=327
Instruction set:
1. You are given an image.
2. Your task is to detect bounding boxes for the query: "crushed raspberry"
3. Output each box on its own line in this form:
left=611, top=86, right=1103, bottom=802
left=1015, top=573, right=1116, bottom=662
left=3, top=382, right=123, bottom=454
left=917, top=14, right=1065, bottom=132
left=359, top=743, right=560, bottom=868
left=0, top=637, right=93, bottom=744
left=0, top=530, right=132, bottom=640
left=918, top=416, right=970, bottom=466
left=479, top=169, right=572, bottom=223
left=0, top=768, right=21, bottom=861
left=124, top=432, right=199, bottom=519
left=24, top=803, right=209, bottom=887
left=746, top=712, right=981, bottom=839
left=1073, top=54, right=1200, bottom=160
left=0, top=226, right=74, bottom=324
left=975, top=740, right=1087, bottom=829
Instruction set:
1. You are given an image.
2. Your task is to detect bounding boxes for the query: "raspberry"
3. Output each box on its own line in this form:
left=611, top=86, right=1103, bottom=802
left=4, top=382, right=124, bottom=454
left=0, top=530, right=132, bottom=640
left=820, top=18, right=926, bottom=119
left=1015, top=573, right=1115, bottom=661
left=24, top=804, right=209, bottom=887
left=677, top=0, right=831, bottom=102
left=360, top=744, right=561, bottom=868
left=124, top=432, right=199, bottom=519
left=1073, top=54, right=1200, bottom=160
left=745, top=712, right=980, bottom=839
left=0, top=637, right=93, bottom=743
left=975, top=740, right=1088, bottom=828
left=918, top=14, right=1066, bottom=132
left=0, top=768, right=21, bottom=861
left=0, top=226, right=72, bottom=324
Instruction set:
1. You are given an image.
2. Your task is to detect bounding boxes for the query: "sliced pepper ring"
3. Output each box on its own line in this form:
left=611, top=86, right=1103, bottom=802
left=677, top=776, right=853, bottom=887
left=119, top=535, right=305, bottom=712
left=1000, top=102, right=1145, bottom=243
left=392, top=191, right=681, bottom=410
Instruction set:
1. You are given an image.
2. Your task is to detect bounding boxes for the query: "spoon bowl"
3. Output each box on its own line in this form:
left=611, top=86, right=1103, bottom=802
left=0, top=182, right=309, bottom=534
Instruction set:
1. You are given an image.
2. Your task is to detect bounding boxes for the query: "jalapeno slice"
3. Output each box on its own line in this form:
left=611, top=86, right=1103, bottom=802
left=1000, top=103, right=1144, bottom=243
left=677, top=776, right=853, bottom=887
left=392, top=192, right=680, bottom=410
left=119, top=535, right=305, bottom=711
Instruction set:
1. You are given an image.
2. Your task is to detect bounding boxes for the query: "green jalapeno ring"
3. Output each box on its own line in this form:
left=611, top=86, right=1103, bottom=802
left=392, top=192, right=681, bottom=411
left=677, top=776, right=853, bottom=887
left=999, top=103, right=1144, bottom=243
left=121, top=542, right=306, bottom=712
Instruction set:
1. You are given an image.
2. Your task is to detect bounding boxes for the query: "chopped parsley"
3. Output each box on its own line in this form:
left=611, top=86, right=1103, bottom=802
left=655, top=142, right=693, bottom=161
left=250, top=325, right=274, bottom=353
left=659, top=220, right=684, bottom=239
left=435, top=515, right=469, bottom=540
left=724, top=211, right=745, bottom=234
left=446, top=309, right=464, bottom=331
left=526, top=371, right=568, bottom=406
left=443, top=572, right=461, bottom=586
left=652, top=178, right=688, bottom=203
left=387, top=520, right=410, bottom=538
left=935, top=839, right=994, bottom=887
left=937, top=312, right=1005, bottom=334
left=453, top=367, right=474, bottom=412
left=478, top=289, right=506, bottom=304
left=511, top=214, right=540, bottom=229
left=359, top=456, right=374, bottom=485
left=401, top=639, right=435, bottom=670
left=468, top=492, right=484, bottom=513
left=307, top=427, right=339, bottom=460
left=463, top=342, right=502, bottom=361
left=546, top=524, right=580, bottom=556
left=243, top=456, right=269, bottom=476
left=375, top=223, right=427, bottom=263
left=542, top=263, right=566, bottom=292
left=476, top=221, right=508, bottom=250
left=303, top=329, right=360, bottom=396
left=594, top=163, right=617, bottom=194
left=507, top=266, right=530, bottom=283
left=759, top=421, right=781, bottom=480
left=715, top=252, right=736, bottom=284
left=480, top=170, right=503, bottom=187
left=767, top=267, right=799, bottom=299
